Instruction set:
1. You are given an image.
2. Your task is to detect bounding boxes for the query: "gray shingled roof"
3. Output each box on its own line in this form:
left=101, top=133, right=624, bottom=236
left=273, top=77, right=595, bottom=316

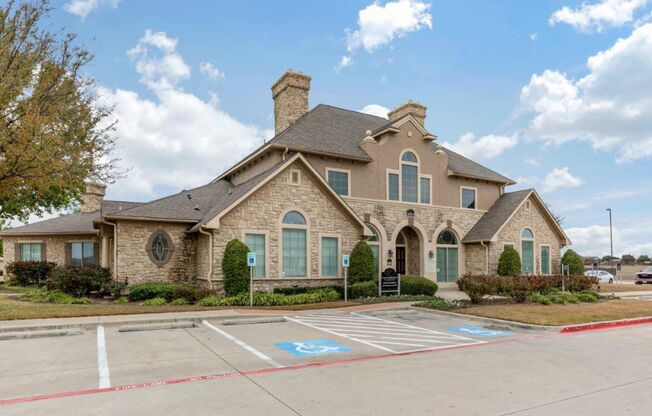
left=442, top=147, right=512, bottom=184
left=462, top=189, right=533, bottom=243
left=271, top=104, right=387, bottom=160
left=107, top=180, right=233, bottom=222
left=0, top=200, right=142, bottom=236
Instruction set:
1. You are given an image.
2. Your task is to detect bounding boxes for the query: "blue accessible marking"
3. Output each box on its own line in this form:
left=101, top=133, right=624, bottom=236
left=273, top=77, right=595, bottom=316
left=275, top=339, right=353, bottom=357
left=448, top=326, right=511, bottom=337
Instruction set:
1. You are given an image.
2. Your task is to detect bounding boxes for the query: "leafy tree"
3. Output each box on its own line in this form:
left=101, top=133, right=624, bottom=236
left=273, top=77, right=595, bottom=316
left=601, top=255, right=616, bottom=263
left=637, top=255, right=651, bottom=264
left=0, top=1, right=117, bottom=221
left=222, top=239, right=249, bottom=296
left=621, top=254, right=636, bottom=265
left=562, top=249, right=585, bottom=275
left=497, top=247, right=521, bottom=276
left=546, top=203, right=564, bottom=226
left=349, top=241, right=376, bottom=284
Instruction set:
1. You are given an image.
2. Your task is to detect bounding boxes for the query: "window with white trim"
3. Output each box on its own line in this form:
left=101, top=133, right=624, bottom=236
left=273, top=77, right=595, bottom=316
left=327, top=169, right=349, bottom=196
left=401, top=152, right=418, bottom=203
left=388, top=172, right=399, bottom=201
left=461, top=187, right=476, bottom=209
left=321, top=237, right=338, bottom=277
left=420, top=177, right=430, bottom=204
left=282, top=211, right=307, bottom=277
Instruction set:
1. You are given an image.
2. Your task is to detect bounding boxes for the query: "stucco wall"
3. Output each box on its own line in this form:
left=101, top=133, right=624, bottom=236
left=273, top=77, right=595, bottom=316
left=207, top=161, right=364, bottom=291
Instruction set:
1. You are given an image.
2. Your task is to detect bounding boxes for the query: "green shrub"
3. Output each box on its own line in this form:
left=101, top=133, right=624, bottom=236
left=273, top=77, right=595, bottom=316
left=102, top=281, right=126, bottom=298
left=349, top=241, right=376, bottom=284
left=198, top=289, right=340, bottom=307
left=197, top=295, right=220, bottom=307
left=45, top=266, right=112, bottom=297
left=171, top=298, right=189, bottom=305
left=20, top=288, right=48, bottom=302
left=350, top=281, right=378, bottom=299
left=457, top=275, right=499, bottom=304
left=564, top=275, right=596, bottom=292
left=577, top=291, right=599, bottom=303
left=6, top=261, right=56, bottom=285
left=171, top=285, right=214, bottom=303
left=414, top=297, right=461, bottom=310
left=356, top=294, right=439, bottom=304
left=400, top=276, right=438, bottom=296
left=561, top=249, right=585, bottom=275
left=502, top=275, right=531, bottom=303
left=20, top=289, right=90, bottom=304
left=529, top=292, right=551, bottom=305
left=114, top=296, right=129, bottom=304
left=128, top=283, right=176, bottom=301
left=143, top=297, right=167, bottom=306
left=274, top=285, right=344, bottom=298
left=550, top=292, right=580, bottom=304
left=497, top=248, right=522, bottom=276
left=222, top=239, right=250, bottom=296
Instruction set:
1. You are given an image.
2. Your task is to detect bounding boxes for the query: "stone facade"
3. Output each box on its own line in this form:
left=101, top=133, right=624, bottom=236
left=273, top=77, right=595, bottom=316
left=388, top=101, right=427, bottom=126
left=272, top=70, right=311, bottom=135
left=204, top=161, right=364, bottom=292
left=114, top=221, right=196, bottom=284
left=491, top=196, right=562, bottom=275
left=81, top=183, right=106, bottom=213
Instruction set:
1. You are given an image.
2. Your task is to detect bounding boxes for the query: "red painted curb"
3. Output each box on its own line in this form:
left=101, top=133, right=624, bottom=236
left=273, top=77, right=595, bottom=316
left=560, top=316, right=652, bottom=333
left=0, top=334, right=545, bottom=407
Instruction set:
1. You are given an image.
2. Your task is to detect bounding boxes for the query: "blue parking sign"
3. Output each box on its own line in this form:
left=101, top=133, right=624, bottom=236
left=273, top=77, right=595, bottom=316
left=275, top=339, right=353, bottom=357
left=342, top=255, right=350, bottom=268
left=247, top=252, right=256, bottom=267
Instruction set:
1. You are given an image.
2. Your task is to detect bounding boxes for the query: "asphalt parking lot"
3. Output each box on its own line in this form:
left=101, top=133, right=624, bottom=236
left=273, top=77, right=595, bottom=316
left=1, top=310, right=651, bottom=415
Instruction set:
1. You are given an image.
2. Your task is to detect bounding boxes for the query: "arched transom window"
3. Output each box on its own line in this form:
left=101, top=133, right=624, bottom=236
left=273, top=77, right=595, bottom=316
left=282, top=211, right=306, bottom=225
left=437, top=229, right=458, bottom=245
left=282, top=211, right=307, bottom=277
left=387, top=151, right=431, bottom=204
left=521, top=228, right=534, bottom=274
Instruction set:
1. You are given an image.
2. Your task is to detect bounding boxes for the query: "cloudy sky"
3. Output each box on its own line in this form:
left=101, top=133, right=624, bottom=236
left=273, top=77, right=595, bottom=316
left=34, top=0, right=652, bottom=257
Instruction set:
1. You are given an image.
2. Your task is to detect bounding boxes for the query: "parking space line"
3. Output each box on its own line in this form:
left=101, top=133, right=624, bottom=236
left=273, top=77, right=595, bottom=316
left=96, top=326, right=111, bottom=389
left=284, top=316, right=397, bottom=353
left=201, top=320, right=284, bottom=368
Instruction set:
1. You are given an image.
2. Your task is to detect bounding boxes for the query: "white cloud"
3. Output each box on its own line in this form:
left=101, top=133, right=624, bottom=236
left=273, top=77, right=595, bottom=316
left=64, top=0, right=119, bottom=20
left=97, top=30, right=272, bottom=200
left=542, top=167, right=584, bottom=192
left=442, top=132, right=518, bottom=161
left=565, top=222, right=652, bottom=256
left=520, top=23, right=652, bottom=163
left=360, top=104, right=390, bottom=118
left=549, top=0, right=648, bottom=32
left=199, top=62, right=225, bottom=81
left=529, top=32, right=539, bottom=41
left=525, top=157, right=540, bottom=166
left=338, top=0, right=431, bottom=70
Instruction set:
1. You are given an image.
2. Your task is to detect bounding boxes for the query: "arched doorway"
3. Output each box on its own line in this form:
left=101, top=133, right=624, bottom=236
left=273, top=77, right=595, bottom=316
left=436, top=229, right=459, bottom=282
left=394, top=226, right=421, bottom=276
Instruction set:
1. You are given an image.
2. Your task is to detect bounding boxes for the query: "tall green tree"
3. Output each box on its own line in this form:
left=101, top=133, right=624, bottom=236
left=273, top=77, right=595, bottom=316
left=0, top=1, right=117, bottom=221
left=637, top=255, right=651, bottom=264
left=621, top=254, right=636, bottom=264
left=562, top=249, right=585, bottom=275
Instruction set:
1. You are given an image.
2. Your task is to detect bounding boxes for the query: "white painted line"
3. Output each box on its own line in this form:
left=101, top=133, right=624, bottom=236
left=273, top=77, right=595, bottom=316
left=285, top=316, right=396, bottom=353
left=305, top=326, right=457, bottom=337
left=351, top=312, right=481, bottom=342
left=368, top=340, right=429, bottom=348
left=96, top=326, right=111, bottom=389
left=202, top=320, right=283, bottom=368
left=344, top=334, right=454, bottom=344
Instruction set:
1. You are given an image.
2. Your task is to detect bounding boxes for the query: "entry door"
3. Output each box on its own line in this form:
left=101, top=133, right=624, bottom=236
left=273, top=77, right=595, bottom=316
left=437, top=247, right=459, bottom=282
left=396, top=247, right=406, bottom=275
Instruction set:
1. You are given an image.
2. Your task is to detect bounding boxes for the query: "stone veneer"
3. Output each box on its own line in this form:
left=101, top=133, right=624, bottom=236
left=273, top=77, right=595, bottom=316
left=201, top=161, right=364, bottom=293
left=114, top=221, right=196, bottom=284
left=491, top=196, right=562, bottom=275
left=2, top=234, right=101, bottom=277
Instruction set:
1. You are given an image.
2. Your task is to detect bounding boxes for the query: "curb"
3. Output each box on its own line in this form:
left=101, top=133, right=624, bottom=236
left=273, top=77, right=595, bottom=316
left=222, top=317, right=286, bottom=325
left=559, top=316, right=652, bottom=333
left=118, top=321, right=197, bottom=332
left=0, top=329, right=83, bottom=341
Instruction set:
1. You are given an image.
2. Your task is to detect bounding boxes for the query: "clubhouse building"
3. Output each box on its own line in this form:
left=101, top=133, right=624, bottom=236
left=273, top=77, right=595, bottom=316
left=1, top=70, right=570, bottom=291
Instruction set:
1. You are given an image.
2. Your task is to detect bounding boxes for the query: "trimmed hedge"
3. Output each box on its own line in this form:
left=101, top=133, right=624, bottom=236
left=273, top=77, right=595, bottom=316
left=6, top=261, right=56, bottom=285
left=197, top=288, right=340, bottom=307
left=400, top=276, right=438, bottom=296
left=222, top=239, right=250, bottom=296
left=350, top=281, right=378, bottom=299
left=497, top=248, right=521, bottom=276
left=45, top=266, right=112, bottom=297
left=349, top=241, right=376, bottom=284
left=274, top=285, right=344, bottom=298
left=128, top=283, right=176, bottom=301
left=457, top=275, right=500, bottom=304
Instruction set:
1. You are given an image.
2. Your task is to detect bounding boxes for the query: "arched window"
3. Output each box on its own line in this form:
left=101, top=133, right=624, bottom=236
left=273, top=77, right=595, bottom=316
left=282, top=211, right=306, bottom=225
left=521, top=228, right=534, bottom=275
left=282, top=211, right=307, bottom=277
left=365, top=223, right=382, bottom=278
left=437, top=229, right=458, bottom=245
left=401, top=151, right=419, bottom=203
left=146, top=230, right=175, bottom=267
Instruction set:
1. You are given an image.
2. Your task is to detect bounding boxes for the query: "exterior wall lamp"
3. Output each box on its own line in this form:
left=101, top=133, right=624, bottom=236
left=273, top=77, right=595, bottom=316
left=428, top=250, right=434, bottom=259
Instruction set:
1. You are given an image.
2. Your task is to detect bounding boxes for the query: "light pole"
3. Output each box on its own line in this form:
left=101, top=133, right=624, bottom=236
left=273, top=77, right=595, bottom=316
left=606, top=208, right=614, bottom=275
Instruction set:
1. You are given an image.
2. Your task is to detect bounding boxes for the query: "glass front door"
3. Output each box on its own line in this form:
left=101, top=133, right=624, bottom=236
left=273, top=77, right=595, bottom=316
left=437, top=247, right=459, bottom=282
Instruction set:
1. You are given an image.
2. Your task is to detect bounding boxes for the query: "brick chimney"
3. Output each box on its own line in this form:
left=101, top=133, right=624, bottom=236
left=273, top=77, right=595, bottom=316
left=388, top=100, right=427, bottom=126
left=271, top=69, right=311, bottom=135
left=81, top=182, right=106, bottom=213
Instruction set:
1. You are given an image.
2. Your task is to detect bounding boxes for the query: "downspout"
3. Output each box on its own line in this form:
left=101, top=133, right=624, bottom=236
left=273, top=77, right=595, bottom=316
left=101, top=219, right=118, bottom=281
left=282, top=147, right=289, bottom=161
left=480, top=241, right=489, bottom=275
left=198, top=226, right=213, bottom=289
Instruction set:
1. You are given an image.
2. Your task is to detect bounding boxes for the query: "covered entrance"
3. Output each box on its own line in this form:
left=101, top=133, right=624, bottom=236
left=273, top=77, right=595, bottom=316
left=394, top=226, right=421, bottom=276
left=436, top=229, right=459, bottom=282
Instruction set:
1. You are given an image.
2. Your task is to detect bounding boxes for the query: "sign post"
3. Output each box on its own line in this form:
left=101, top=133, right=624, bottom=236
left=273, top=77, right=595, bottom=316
left=562, top=263, right=569, bottom=292
left=616, top=261, right=622, bottom=285
left=342, top=255, right=350, bottom=302
left=247, top=252, right=256, bottom=307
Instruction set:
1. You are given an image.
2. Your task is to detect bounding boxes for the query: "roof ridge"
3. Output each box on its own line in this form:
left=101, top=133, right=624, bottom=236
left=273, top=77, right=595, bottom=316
left=315, top=104, right=389, bottom=121
left=438, top=145, right=513, bottom=183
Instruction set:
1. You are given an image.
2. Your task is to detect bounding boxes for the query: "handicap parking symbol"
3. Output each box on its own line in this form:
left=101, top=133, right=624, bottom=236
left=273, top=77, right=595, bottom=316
left=448, top=325, right=510, bottom=337
left=275, top=339, right=353, bottom=357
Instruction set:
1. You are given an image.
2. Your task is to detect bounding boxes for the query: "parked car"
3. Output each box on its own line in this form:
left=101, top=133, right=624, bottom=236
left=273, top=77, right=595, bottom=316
left=634, top=267, right=652, bottom=285
left=585, top=270, right=614, bottom=284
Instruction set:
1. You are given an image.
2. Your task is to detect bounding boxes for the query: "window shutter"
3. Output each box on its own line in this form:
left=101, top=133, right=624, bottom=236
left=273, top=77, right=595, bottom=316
left=65, top=243, right=72, bottom=266
left=41, top=242, right=47, bottom=262
left=15, top=243, right=21, bottom=261
left=93, top=242, right=100, bottom=266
